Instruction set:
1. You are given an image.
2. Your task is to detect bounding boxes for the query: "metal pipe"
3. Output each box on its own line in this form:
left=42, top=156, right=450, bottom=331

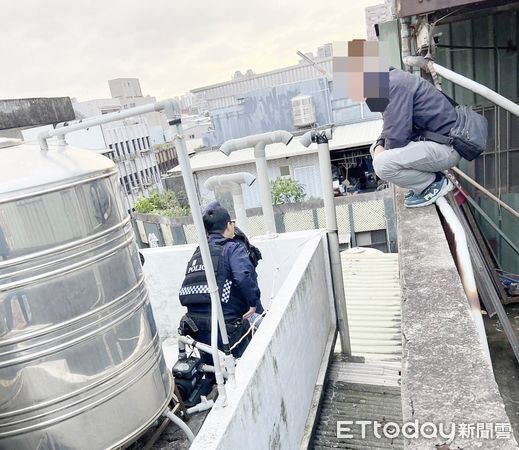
left=296, top=50, right=332, bottom=78
left=451, top=167, right=519, bottom=219
left=404, top=57, right=519, bottom=117
left=433, top=63, right=519, bottom=117
left=300, top=129, right=352, bottom=356
left=165, top=104, right=233, bottom=406
left=436, top=197, right=491, bottom=363
left=37, top=100, right=172, bottom=151
left=220, top=131, right=293, bottom=237
left=455, top=187, right=519, bottom=256
left=164, top=409, right=195, bottom=443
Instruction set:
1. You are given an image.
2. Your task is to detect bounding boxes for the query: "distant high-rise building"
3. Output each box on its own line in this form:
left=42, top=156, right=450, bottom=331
left=108, top=78, right=143, bottom=99
left=317, top=43, right=333, bottom=59
left=365, top=0, right=394, bottom=41
left=107, top=78, right=169, bottom=141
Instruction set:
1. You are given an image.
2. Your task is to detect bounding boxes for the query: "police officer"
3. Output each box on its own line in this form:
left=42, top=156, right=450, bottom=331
left=178, top=204, right=261, bottom=363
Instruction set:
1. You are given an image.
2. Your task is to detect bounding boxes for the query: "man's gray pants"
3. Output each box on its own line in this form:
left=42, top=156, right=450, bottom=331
left=372, top=140, right=461, bottom=195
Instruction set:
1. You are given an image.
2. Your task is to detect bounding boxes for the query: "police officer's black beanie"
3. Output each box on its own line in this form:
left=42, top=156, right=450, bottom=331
left=203, top=205, right=231, bottom=233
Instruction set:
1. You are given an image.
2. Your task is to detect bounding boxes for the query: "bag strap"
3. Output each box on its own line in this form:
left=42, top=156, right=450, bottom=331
left=417, top=130, right=453, bottom=146
left=415, top=89, right=457, bottom=145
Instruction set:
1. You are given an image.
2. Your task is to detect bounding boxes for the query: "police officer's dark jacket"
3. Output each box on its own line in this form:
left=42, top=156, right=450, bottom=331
left=179, top=232, right=261, bottom=319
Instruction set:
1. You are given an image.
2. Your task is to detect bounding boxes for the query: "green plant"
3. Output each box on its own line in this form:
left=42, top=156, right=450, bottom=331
left=270, top=177, right=306, bottom=205
left=134, top=190, right=190, bottom=217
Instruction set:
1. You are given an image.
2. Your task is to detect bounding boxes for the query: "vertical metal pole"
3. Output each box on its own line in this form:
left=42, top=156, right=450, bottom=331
left=316, top=134, right=351, bottom=356
left=348, top=203, right=357, bottom=248
left=165, top=108, right=234, bottom=404
left=254, top=142, right=277, bottom=236
left=232, top=187, right=250, bottom=236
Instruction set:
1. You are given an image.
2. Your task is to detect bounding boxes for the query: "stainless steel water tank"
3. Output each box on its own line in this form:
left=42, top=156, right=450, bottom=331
left=0, top=139, right=173, bottom=449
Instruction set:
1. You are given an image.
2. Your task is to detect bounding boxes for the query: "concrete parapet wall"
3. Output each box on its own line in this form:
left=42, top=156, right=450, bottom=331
left=191, top=231, right=336, bottom=449
left=396, top=188, right=518, bottom=449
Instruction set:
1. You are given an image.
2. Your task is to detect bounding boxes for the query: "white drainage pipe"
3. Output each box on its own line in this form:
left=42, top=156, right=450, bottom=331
left=220, top=131, right=293, bottom=237
left=165, top=409, right=195, bottom=443
left=204, top=173, right=256, bottom=235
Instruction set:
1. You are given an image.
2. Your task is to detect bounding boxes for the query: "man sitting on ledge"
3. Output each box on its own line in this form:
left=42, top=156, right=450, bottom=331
left=371, top=68, right=459, bottom=208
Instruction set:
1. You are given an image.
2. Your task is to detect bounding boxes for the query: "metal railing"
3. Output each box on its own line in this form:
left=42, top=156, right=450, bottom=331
left=404, top=57, right=519, bottom=222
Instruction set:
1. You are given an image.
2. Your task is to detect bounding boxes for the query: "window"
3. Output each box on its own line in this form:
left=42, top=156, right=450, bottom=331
left=355, top=229, right=388, bottom=252
left=279, top=165, right=290, bottom=177
left=123, top=176, right=131, bottom=195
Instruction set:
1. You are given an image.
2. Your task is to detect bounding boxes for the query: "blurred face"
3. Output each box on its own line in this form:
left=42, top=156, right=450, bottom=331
left=333, top=40, right=390, bottom=112
left=223, top=220, right=235, bottom=239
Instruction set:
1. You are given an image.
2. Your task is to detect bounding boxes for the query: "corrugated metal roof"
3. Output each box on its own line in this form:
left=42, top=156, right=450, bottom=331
left=341, top=248, right=402, bottom=362
left=312, top=372, right=403, bottom=449
left=169, top=119, right=382, bottom=173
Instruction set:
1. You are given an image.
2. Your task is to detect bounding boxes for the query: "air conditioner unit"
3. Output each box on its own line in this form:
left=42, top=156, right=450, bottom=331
left=291, top=95, right=316, bottom=128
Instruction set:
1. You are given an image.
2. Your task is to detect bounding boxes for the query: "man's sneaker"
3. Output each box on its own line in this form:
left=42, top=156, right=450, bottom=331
left=404, top=176, right=453, bottom=208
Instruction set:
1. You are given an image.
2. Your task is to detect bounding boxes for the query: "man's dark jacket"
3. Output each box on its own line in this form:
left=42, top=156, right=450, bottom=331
left=380, top=69, right=457, bottom=150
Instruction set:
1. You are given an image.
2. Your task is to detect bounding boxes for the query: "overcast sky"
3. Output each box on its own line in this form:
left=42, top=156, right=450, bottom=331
left=2, top=0, right=382, bottom=101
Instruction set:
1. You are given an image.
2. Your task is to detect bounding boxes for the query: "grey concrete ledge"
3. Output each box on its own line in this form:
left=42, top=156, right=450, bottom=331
left=396, top=187, right=518, bottom=450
